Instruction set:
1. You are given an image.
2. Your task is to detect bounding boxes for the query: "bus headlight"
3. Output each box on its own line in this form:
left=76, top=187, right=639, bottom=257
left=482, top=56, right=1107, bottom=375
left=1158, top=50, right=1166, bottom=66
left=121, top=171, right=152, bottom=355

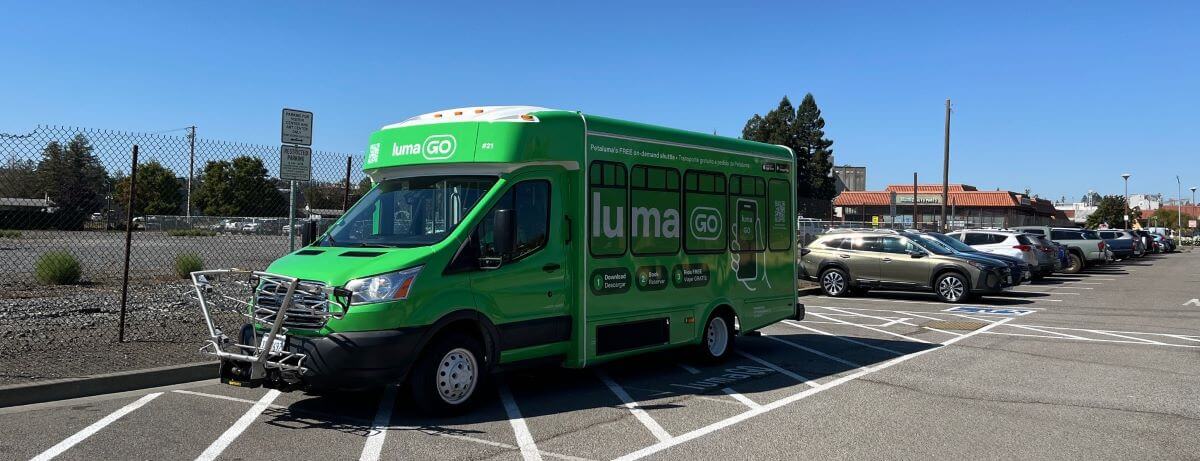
left=345, top=266, right=422, bottom=304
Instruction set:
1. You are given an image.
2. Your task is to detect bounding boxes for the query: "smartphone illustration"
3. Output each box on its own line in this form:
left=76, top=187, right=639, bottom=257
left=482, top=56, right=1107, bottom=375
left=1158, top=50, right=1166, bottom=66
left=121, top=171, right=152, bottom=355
left=735, top=199, right=758, bottom=281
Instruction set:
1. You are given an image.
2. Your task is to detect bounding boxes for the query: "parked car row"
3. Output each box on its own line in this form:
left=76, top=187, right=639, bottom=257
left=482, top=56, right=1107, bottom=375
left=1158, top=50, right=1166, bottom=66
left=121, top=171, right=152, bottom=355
left=799, top=225, right=1174, bottom=303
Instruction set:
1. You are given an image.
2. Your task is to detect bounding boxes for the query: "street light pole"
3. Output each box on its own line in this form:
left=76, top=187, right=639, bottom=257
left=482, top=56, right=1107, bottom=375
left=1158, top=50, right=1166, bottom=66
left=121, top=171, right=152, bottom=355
left=1177, top=176, right=1182, bottom=233
left=1121, top=173, right=1131, bottom=230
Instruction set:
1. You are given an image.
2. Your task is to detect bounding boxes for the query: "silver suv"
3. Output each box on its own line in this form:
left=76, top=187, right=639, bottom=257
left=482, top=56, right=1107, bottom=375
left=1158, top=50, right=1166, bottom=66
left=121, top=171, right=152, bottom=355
left=800, top=229, right=1010, bottom=303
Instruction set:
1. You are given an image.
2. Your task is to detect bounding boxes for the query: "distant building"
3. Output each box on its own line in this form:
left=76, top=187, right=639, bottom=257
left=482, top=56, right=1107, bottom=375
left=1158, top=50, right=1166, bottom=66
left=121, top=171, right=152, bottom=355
left=833, top=165, right=866, bottom=192
left=1129, top=193, right=1161, bottom=211
left=1055, top=203, right=1097, bottom=224
left=834, top=183, right=1071, bottom=228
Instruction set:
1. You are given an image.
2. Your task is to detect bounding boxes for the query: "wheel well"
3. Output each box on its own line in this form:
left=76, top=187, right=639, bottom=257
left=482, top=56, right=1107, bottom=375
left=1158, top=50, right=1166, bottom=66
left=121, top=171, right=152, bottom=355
left=708, top=304, right=738, bottom=334
left=931, top=267, right=970, bottom=290
left=418, top=313, right=498, bottom=371
left=818, top=263, right=847, bottom=277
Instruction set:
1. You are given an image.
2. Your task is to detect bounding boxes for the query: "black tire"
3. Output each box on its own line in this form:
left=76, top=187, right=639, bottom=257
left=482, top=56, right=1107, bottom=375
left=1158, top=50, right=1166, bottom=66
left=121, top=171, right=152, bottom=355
left=820, top=268, right=850, bottom=297
left=408, top=331, right=488, bottom=416
left=934, top=272, right=969, bottom=303
left=696, top=311, right=736, bottom=363
left=1064, top=253, right=1084, bottom=274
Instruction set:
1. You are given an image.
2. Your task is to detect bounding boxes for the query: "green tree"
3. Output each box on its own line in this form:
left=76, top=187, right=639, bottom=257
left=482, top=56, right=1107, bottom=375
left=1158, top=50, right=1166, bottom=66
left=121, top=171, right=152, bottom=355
left=36, top=134, right=110, bottom=229
left=1149, top=208, right=1194, bottom=229
left=1085, top=195, right=1129, bottom=228
left=114, top=161, right=183, bottom=216
left=0, top=158, right=41, bottom=199
left=742, top=94, right=836, bottom=200
left=1081, top=191, right=1101, bottom=204
left=195, top=156, right=286, bottom=217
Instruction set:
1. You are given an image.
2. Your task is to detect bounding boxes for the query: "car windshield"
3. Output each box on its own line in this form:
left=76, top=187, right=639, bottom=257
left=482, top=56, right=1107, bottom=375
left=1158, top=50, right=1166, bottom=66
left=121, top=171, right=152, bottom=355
left=322, top=175, right=497, bottom=248
left=910, top=235, right=954, bottom=255
left=925, top=233, right=977, bottom=253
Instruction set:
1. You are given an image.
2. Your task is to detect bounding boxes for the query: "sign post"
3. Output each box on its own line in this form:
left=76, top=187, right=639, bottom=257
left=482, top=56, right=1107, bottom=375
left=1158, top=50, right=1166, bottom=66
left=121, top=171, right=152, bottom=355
left=281, top=109, right=313, bottom=252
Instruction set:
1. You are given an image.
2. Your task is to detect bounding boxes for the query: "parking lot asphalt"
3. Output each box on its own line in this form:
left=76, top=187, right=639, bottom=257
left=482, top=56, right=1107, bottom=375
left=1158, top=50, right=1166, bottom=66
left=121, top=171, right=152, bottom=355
left=2, top=252, right=1197, bottom=460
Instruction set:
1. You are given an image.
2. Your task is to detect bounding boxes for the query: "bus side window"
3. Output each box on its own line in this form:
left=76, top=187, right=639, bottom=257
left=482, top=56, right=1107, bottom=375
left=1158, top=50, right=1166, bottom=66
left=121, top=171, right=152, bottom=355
left=589, top=161, right=628, bottom=257
left=629, top=165, right=681, bottom=255
left=683, top=170, right=727, bottom=253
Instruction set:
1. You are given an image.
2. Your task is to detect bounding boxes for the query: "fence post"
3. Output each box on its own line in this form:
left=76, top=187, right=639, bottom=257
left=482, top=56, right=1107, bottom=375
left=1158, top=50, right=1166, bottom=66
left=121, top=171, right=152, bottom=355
left=118, top=144, right=139, bottom=343
left=342, top=155, right=352, bottom=211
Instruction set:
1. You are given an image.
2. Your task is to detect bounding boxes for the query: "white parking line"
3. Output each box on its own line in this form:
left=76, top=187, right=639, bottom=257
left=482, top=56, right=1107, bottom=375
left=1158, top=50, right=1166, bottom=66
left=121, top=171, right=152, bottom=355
left=1064, top=281, right=1102, bottom=285
left=596, top=371, right=672, bottom=443
left=782, top=320, right=907, bottom=355
left=1008, top=325, right=1088, bottom=340
left=814, top=306, right=968, bottom=337
left=359, top=385, right=399, bottom=461
left=1050, top=286, right=1093, bottom=289
left=498, top=382, right=543, bottom=461
left=172, top=390, right=286, bottom=408
left=736, top=350, right=820, bottom=388
left=1167, top=334, right=1200, bottom=343
left=196, top=389, right=281, bottom=461
left=614, top=318, right=1014, bottom=461
left=677, top=364, right=701, bottom=374
left=1083, top=330, right=1168, bottom=345
left=722, top=388, right=761, bottom=409
left=807, top=312, right=933, bottom=344
left=31, top=392, right=163, bottom=461
left=764, top=334, right=863, bottom=368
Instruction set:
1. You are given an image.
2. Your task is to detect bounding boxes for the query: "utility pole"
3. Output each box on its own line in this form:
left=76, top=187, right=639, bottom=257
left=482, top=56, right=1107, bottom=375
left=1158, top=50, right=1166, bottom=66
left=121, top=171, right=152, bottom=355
left=941, top=99, right=951, bottom=232
left=1121, top=174, right=1130, bottom=230
left=1178, top=176, right=1183, bottom=233
left=913, top=172, right=919, bottom=229
left=186, top=125, right=196, bottom=222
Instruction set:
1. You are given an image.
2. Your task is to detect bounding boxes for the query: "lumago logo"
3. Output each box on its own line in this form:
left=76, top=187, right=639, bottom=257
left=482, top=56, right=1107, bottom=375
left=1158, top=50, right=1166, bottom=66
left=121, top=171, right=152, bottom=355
left=690, top=207, right=722, bottom=241
left=392, top=134, right=457, bottom=160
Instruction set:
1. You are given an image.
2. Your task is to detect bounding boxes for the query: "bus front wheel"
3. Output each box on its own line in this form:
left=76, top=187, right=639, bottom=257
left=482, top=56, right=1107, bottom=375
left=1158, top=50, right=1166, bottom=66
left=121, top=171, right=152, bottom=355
left=408, top=331, right=488, bottom=415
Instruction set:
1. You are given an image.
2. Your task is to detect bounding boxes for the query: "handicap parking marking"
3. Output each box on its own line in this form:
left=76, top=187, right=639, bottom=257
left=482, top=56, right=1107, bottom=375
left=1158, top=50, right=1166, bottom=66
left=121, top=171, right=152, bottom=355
left=944, top=306, right=1036, bottom=316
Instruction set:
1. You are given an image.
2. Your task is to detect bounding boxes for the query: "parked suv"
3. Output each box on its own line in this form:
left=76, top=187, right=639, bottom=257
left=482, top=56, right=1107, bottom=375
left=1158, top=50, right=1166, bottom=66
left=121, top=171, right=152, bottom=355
left=945, top=230, right=1054, bottom=279
left=910, top=231, right=1031, bottom=285
left=1096, top=230, right=1137, bottom=260
left=800, top=230, right=1009, bottom=303
left=1010, top=226, right=1108, bottom=274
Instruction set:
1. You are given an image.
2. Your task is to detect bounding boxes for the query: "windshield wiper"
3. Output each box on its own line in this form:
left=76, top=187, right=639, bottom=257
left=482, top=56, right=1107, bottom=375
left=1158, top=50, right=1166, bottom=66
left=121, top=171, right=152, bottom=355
left=350, top=242, right=397, bottom=248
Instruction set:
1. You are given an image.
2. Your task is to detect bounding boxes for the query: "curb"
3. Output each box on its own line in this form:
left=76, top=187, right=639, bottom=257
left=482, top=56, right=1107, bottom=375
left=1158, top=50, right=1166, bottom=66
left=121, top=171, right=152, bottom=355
left=0, top=361, right=218, bottom=408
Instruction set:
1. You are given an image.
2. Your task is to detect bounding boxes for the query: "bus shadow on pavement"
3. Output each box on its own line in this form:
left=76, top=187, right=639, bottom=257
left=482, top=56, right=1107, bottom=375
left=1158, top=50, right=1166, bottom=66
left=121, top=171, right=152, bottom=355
left=250, top=333, right=936, bottom=429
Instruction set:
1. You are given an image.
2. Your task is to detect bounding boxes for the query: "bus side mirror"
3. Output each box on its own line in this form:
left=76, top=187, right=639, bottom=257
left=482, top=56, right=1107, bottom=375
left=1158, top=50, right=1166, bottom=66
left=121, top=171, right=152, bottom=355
left=481, top=209, right=514, bottom=270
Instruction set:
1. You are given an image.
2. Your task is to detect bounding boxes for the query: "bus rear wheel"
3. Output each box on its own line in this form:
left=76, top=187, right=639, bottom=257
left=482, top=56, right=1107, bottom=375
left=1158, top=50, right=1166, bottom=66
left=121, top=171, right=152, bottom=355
left=408, top=331, right=487, bottom=415
left=697, top=311, right=735, bottom=363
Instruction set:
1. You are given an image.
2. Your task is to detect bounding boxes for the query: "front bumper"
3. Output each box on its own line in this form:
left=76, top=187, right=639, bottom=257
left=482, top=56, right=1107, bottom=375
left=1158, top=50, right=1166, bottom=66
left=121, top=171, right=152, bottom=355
left=289, top=328, right=426, bottom=390
left=972, top=269, right=1007, bottom=294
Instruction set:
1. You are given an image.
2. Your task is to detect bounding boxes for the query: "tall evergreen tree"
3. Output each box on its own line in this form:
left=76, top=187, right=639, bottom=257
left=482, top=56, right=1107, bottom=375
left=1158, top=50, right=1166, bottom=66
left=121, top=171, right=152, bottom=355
left=742, top=94, right=836, bottom=200
left=114, top=160, right=183, bottom=216
left=36, top=134, right=110, bottom=229
left=195, top=156, right=286, bottom=217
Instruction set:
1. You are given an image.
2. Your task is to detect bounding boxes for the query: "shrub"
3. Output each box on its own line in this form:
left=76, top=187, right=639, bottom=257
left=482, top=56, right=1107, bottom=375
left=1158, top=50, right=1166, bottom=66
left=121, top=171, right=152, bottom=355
left=166, top=229, right=217, bottom=237
left=174, top=252, right=204, bottom=279
left=34, top=251, right=82, bottom=285
left=0, top=230, right=21, bottom=238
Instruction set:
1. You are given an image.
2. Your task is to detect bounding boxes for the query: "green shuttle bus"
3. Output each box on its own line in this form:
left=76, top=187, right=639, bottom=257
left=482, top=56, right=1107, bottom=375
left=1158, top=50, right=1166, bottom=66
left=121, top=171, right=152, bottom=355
left=194, top=106, right=802, bottom=413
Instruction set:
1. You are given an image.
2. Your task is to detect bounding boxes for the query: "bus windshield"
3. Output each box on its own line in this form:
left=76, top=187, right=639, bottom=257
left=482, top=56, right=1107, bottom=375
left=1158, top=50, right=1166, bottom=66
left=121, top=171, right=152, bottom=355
left=322, top=176, right=497, bottom=248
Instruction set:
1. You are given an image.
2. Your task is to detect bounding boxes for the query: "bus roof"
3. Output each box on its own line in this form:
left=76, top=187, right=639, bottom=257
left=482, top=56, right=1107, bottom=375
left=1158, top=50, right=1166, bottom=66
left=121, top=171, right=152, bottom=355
left=363, top=106, right=792, bottom=173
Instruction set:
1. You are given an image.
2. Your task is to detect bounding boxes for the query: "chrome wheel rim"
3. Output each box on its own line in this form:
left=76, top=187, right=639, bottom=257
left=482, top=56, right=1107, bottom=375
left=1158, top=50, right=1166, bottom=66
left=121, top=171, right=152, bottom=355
left=706, top=317, right=729, bottom=357
left=436, top=348, right=477, bottom=405
left=938, top=276, right=965, bottom=301
left=822, top=271, right=845, bottom=296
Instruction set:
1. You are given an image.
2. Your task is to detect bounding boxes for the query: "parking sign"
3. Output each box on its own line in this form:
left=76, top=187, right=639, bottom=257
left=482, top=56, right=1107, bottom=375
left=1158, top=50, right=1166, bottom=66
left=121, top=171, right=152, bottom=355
left=279, top=145, right=312, bottom=181
left=281, top=108, right=313, bottom=146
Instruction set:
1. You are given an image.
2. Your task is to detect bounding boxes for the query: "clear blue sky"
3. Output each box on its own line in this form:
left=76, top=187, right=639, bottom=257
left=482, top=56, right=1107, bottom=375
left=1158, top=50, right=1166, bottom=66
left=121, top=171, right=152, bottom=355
left=2, top=1, right=1196, bottom=202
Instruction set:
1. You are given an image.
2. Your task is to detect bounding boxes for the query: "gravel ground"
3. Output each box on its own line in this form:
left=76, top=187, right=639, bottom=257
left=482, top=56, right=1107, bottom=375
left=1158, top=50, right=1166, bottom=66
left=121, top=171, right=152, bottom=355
left=0, top=277, right=236, bottom=386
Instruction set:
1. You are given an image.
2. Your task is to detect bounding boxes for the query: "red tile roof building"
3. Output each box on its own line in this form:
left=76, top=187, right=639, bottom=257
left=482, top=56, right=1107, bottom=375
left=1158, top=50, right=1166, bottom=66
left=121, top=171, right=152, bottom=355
left=834, top=184, right=1071, bottom=227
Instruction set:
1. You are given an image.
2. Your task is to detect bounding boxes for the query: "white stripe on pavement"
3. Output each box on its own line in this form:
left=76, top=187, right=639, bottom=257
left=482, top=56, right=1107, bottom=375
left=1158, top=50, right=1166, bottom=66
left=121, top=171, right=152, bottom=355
left=31, top=392, right=163, bottom=461
left=721, top=388, right=761, bottom=409
left=736, top=350, right=820, bottom=388
left=597, top=371, right=671, bottom=443
left=499, top=382, right=543, bottom=461
left=196, top=389, right=281, bottom=461
left=613, top=318, right=1014, bottom=461
left=781, top=320, right=909, bottom=354
left=764, top=334, right=863, bottom=368
left=807, top=312, right=933, bottom=344
left=359, top=385, right=399, bottom=461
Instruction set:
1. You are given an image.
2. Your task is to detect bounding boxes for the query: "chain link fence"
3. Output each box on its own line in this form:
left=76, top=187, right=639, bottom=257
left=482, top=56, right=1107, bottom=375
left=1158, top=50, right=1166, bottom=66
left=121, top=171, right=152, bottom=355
left=0, top=125, right=365, bottom=384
